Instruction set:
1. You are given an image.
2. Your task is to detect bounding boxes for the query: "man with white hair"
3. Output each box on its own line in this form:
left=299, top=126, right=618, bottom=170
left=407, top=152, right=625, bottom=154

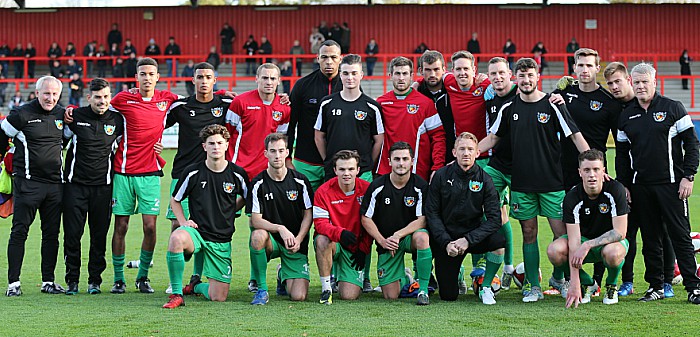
left=616, top=62, right=700, bottom=304
left=0, top=76, right=66, bottom=296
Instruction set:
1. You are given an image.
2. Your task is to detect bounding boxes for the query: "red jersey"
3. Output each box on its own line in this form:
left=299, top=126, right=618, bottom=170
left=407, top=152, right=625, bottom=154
left=442, top=73, right=490, bottom=157
left=226, top=90, right=290, bottom=179
left=313, top=177, right=371, bottom=254
left=376, top=90, right=446, bottom=181
left=110, top=90, right=180, bottom=175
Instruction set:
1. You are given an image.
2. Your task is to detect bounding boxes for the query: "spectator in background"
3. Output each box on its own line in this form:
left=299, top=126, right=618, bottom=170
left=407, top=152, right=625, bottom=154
left=680, top=49, right=692, bottom=90
left=120, top=83, right=129, bottom=93
left=109, top=43, right=120, bottom=57
left=206, top=46, right=221, bottom=71
left=25, top=42, right=36, bottom=79
left=65, top=58, right=83, bottom=77
left=531, top=41, right=548, bottom=74
left=181, top=60, right=195, bottom=96
left=329, top=22, right=343, bottom=43
left=145, top=38, right=161, bottom=56
left=11, top=43, right=24, bottom=79
left=414, top=42, right=428, bottom=55
left=83, top=40, right=97, bottom=76
left=124, top=52, right=138, bottom=87
left=319, top=21, right=330, bottom=40
left=68, top=73, right=84, bottom=106
left=112, top=57, right=125, bottom=90
left=243, top=35, right=258, bottom=75
left=96, top=45, right=108, bottom=78
left=289, top=40, right=305, bottom=77
left=365, top=38, right=378, bottom=76
left=47, top=42, right=62, bottom=68
left=122, top=39, right=136, bottom=57
left=8, top=90, right=23, bottom=109
left=220, top=23, right=236, bottom=57
left=340, top=22, right=351, bottom=54
left=309, top=27, right=325, bottom=51
left=65, top=42, right=77, bottom=57
left=467, top=32, right=481, bottom=55
left=107, top=23, right=123, bottom=49
left=503, top=38, right=516, bottom=69
left=566, top=37, right=580, bottom=75
left=258, top=35, right=272, bottom=65
left=280, top=60, right=292, bottom=94
left=50, top=60, right=63, bottom=78
left=0, top=41, right=11, bottom=78
left=164, top=37, right=181, bottom=77
left=26, top=91, right=36, bottom=101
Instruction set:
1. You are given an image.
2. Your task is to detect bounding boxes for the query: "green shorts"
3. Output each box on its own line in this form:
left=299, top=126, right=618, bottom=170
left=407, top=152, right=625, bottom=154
left=476, top=157, right=490, bottom=169
left=561, top=234, right=629, bottom=264
left=376, top=229, right=427, bottom=287
left=510, top=190, right=565, bottom=220
left=166, top=179, right=189, bottom=220
left=313, top=236, right=365, bottom=287
left=269, top=234, right=310, bottom=281
left=178, top=226, right=233, bottom=283
left=293, top=159, right=324, bottom=191
left=112, top=174, right=161, bottom=216
left=359, top=171, right=373, bottom=183
left=483, top=165, right=511, bottom=206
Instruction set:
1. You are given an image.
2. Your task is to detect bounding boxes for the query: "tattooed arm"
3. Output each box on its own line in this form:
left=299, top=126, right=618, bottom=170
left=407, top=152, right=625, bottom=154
left=570, top=214, right=628, bottom=269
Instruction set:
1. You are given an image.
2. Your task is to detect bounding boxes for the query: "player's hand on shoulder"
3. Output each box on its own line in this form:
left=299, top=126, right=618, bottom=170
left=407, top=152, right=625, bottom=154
left=128, top=87, right=139, bottom=95
left=182, top=220, right=199, bottom=229
left=64, top=107, right=74, bottom=124
left=475, top=73, right=487, bottom=86
left=549, top=93, right=565, bottom=105
left=279, top=93, right=290, bottom=105
left=223, top=91, right=238, bottom=99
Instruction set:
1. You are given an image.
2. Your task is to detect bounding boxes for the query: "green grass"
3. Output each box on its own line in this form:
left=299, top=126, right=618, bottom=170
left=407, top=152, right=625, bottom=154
left=0, top=150, right=699, bottom=336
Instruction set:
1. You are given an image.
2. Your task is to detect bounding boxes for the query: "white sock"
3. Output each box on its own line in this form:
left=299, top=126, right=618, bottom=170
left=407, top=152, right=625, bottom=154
left=42, top=281, right=54, bottom=287
left=9, top=281, right=20, bottom=288
left=503, top=264, right=515, bottom=274
left=320, top=276, right=331, bottom=292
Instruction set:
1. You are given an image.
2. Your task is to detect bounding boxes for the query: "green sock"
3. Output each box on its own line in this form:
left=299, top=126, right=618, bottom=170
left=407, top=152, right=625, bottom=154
left=579, top=269, right=594, bottom=286
left=192, top=251, right=204, bottom=276
left=363, top=253, right=371, bottom=282
left=112, top=254, right=125, bottom=283
left=416, top=248, right=432, bottom=292
left=483, top=252, right=504, bottom=287
left=166, top=251, right=185, bottom=295
left=523, top=241, right=541, bottom=287
left=458, top=265, right=465, bottom=282
left=136, top=249, right=154, bottom=280
left=471, top=253, right=484, bottom=269
left=604, top=259, right=624, bottom=286
left=500, top=221, right=514, bottom=266
left=552, top=264, right=566, bottom=281
left=194, top=282, right=210, bottom=300
left=250, top=248, right=268, bottom=291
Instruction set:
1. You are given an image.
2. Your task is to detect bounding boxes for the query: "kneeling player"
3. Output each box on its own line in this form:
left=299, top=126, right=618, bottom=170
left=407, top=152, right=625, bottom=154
left=249, top=133, right=313, bottom=305
left=163, top=125, right=249, bottom=308
left=313, top=150, right=371, bottom=304
left=426, top=132, right=505, bottom=304
left=361, top=142, right=432, bottom=305
left=547, top=149, right=628, bottom=308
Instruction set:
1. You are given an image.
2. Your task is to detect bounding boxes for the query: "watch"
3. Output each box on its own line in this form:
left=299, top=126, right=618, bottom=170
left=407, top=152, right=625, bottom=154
left=685, top=175, right=694, bottom=182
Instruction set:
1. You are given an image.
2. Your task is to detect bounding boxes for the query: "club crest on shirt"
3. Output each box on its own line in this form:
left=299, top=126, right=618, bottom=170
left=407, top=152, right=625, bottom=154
left=357, top=196, right=364, bottom=204
left=223, top=182, right=235, bottom=194
left=407, top=104, right=419, bottom=115
left=272, top=110, right=283, bottom=121
left=286, top=190, right=298, bottom=201
left=599, top=203, right=609, bottom=214
left=211, top=107, right=224, bottom=118
left=590, top=100, right=603, bottom=111
left=512, top=203, right=519, bottom=212
left=156, top=101, right=168, bottom=111
left=377, top=268, right=386, bottom=279
left=537, top=112, right=550, bottom=124
left=469, top=180, right=483, bottom=192
left=55, top=120, right=63, bottom=130
left=654, top=111, right=667, bottom=122
left=104, top=124, right=115, bottom=135
left=354, top=110, right=367, bottom=121
left=111, top=198, right=117, bottom=207
left=404, top=196, right=416, bottom=207
left=473, top=86, right=484, bottom=96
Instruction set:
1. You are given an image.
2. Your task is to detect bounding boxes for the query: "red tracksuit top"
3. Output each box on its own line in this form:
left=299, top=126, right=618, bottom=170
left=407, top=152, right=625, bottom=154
left=442, top=73, right=490, bottom=157
left=313, top=177, right=371, bottom=254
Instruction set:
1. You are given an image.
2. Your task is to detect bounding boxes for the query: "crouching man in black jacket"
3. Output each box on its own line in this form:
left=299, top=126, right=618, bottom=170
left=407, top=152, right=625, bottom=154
left=426, top=132, right=504, bottom=304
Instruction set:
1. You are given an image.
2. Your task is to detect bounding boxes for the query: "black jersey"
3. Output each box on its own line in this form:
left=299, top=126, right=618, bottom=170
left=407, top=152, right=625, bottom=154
left=173, top=161, right=249, bottom=243
left=248, top=169, right=314, bottom=255
left=288, top=69, right=344, bottom=165
left=360, top=174, right=428, bottom=254
left=486, top=84, right=518, bottom=175
left=418, top=82, right=455, bottom=163
left=490, top=94, right=580, bottom=193
left=64, top=106, right=124, bottom=185
left=166, top=95, right=231, bottom=179
left=554, top=85, right=622, bottom=188
left=0, top=100, right=65, bottom=183
left=314, top=92, right=384, bottom=176
left=563, top=180, right=629, bottom=239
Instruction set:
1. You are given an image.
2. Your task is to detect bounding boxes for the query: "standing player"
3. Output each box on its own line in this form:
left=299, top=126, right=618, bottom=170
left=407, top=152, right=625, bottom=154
left=480, top=58, right=590, bottom=302
left=547, top=149, right=629, bottom=307
left=109, top=57, right=181, bottom=294
left=313, top=150, right=371, bottom=304
left=417, top=50, right=455, bottom=163
left=616, top=63, right=700, bottom=304
left=426, top=132, right=505, bottom=304
left=249, top=133, right=313, bottom=305
left=163, top=124, right=248, bottom=308
left=63, top=78, right=123, bottom=295
left=361, top=142, right=432, bottom=305
left=376, top=56, right=445, bottom=182
left=287, top=40, right=344, bottom=190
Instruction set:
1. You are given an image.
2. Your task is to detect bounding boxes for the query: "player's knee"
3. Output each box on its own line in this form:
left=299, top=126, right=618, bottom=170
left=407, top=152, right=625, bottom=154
left=492, top=248, right=505, bottom=256
left=413, top=231, right=429, bottom=249
left=339, top=291, right=360, bottom=300
left=113, top=221, right=129, bottom=236
left=142, top=223, right=157, bottom=238
left=250, top=229, right=268, bottom=250
left=168, top=231, right=187, bottom=251
left=603, top=245, right=625, bottom=267
left=315, top=235, right=332, bottom=252
left=382, top=290, right=399, bottom=300
left=546, top=240, right=567, bottom=265
left=210, top=293, right=227, bottom=302
left=289, top=290, right=307, bottom=302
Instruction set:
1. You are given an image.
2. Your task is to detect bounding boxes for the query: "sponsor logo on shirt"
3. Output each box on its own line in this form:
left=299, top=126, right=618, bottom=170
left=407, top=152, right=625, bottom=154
left=599, top=203, right=609, bottom=214
left=469, top=180, right=483, bottom=192
left=156, top=101, right=168, bottom=111
left=272, top=110, right=283, bottom=121
left=309, top=98, right=317, bottom=104
left=27, top=119, right=42, bottom=123
left=629, top=114, right=642, bottom=120
left=104, top=124, right=116, bottom=135
left=448, top=86, right=459, bottom=92
left=381, top=101, right=393, bottom=105
left=565, top=93, right=578, bottom=98
left=126, top=100, right=139, bottom=104
left=473, top=86, right=484, bottom=96
left=223, top=182, right=235, bottom=193
left=247, top=106, right=261, bottom=110
left=77, top=122, right=91, bottom=127
left=354, top=110, right=367, bottom=121
left=404, top=196, right=416, bottom=207
left=286, top=190, right=298, bottom=201
left=407, top=104, right=419, bottom=114
left=55, top=120, right=63, bottom=130
left=211, top=107, right=224, bottom=118
left=537, top=112, right=550, bottom=124
left=331, top=199, right=344, bottom=204
left=653, top=111, right=667, bottom=122
left=590, top=100, right=603, bottom=111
